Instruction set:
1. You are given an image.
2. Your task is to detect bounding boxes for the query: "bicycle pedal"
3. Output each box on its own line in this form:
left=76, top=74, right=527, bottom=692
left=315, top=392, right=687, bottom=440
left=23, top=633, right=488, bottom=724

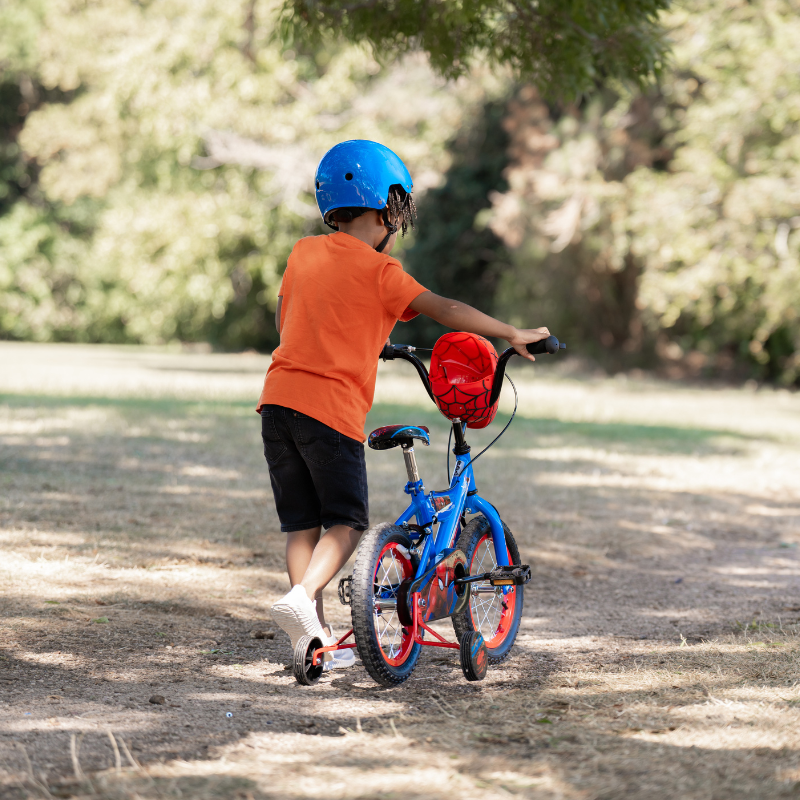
left=338, top=576, right=353, bottom=606
left=488, top=565, right=531, bottom=586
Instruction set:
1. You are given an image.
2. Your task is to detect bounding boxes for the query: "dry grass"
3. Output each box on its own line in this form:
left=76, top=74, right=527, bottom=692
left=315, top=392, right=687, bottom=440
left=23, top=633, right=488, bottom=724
left=1, top=341, right=800, bottom=799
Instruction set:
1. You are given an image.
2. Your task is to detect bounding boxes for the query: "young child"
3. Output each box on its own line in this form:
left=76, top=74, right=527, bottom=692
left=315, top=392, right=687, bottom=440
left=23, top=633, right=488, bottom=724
left=258, top=140, right=548, bottom=669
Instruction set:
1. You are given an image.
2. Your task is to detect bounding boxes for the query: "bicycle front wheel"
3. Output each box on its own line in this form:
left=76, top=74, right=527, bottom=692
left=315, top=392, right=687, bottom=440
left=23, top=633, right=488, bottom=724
left=452, top=514, right=524, bottom=664
left=351, top=523, right=420, bottom=687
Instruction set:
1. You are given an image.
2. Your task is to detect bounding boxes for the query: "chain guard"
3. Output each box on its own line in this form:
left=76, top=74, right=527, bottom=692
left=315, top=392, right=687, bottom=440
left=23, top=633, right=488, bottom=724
left=409, top=548, right=470, bottom=623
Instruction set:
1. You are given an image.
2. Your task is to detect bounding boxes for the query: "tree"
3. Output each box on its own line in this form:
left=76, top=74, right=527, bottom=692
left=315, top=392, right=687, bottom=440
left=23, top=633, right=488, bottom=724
left=402, top=99, right=512, bottom=345
left=484, top=0, right=800, bottom=383
left=0, top=0, right=505, bottom=348
left=279, top=0, right=670, bottom=97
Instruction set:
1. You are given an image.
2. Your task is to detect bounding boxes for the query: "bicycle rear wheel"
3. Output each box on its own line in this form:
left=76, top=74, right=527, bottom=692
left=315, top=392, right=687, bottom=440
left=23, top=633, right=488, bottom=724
left=452, top=514, right=523, bottom=664
left=351, top=523, right=420, bottom=687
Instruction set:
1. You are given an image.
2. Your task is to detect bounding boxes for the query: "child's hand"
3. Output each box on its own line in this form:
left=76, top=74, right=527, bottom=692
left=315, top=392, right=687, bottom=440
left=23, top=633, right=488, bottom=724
left=508, top=328, right=550, bottom=362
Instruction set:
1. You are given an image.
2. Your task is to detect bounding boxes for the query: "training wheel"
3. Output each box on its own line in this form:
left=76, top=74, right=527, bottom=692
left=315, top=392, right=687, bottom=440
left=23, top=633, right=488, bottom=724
left=460, top=631, right=488, bottom=682
left=293, top=635, right=324, bottom=685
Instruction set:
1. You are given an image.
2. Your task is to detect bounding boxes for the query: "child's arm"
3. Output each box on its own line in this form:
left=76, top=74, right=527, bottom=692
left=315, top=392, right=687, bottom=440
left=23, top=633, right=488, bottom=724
left=409, top=291, right=549, bottom=362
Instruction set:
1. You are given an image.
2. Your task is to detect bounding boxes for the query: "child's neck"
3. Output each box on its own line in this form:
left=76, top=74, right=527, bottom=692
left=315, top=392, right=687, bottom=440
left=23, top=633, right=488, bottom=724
left=336, top=211, right=392, bottom=252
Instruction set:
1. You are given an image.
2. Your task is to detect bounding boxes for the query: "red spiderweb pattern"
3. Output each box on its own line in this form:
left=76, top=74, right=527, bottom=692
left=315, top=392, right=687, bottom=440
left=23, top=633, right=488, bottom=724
left=429, top=332, right=499, bottom=429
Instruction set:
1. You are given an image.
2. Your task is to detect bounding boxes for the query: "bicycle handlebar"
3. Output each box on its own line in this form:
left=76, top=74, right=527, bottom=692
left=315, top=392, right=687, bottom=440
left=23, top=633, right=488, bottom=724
left=381, top=335, right=566, bottom=410
left=526, top=335, right=566, bottom=356
left=380, top=343, right=437, bottom=404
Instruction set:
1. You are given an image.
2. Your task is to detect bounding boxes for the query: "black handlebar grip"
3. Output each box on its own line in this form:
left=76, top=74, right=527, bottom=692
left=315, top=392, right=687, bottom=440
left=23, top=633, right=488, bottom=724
left=380, top=343, right=395, bottom=361
left=526, top=335, right=561, bottom=355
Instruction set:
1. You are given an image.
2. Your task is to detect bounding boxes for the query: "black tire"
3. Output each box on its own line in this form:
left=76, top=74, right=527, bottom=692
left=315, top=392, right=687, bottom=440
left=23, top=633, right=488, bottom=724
left=351, top=523, right=421, bottom=687
left=293, top=635, right=324, bottom=686
left=460, top=631, right=488, bottom=681
left=452, top=514, right=523, bottom=665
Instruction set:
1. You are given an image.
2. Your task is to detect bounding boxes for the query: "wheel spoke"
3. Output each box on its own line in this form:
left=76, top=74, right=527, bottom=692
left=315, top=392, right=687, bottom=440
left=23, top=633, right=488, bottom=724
left=373, top=545, right=412, bottom=663
left=469, top=534, right=516, bottom=644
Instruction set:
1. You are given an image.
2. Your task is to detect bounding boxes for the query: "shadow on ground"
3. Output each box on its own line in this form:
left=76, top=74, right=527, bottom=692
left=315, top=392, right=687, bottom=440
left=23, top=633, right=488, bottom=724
left=3, top=390, right=800, bottom=798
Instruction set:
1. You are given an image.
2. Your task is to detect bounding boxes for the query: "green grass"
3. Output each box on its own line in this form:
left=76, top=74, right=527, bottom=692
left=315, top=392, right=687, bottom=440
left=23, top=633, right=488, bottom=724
left=367, top=401, right=754, bottom=457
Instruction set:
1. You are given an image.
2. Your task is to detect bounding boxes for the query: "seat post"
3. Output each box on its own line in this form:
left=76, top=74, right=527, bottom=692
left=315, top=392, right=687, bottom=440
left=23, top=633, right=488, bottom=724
left=401, top=445, right=420, bottom=483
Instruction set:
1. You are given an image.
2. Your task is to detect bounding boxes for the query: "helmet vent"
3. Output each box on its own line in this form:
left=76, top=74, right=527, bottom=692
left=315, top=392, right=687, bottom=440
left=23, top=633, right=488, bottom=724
left=316, top=180, right=320, bottom=189
left=345, top=172, right=353, bottom=180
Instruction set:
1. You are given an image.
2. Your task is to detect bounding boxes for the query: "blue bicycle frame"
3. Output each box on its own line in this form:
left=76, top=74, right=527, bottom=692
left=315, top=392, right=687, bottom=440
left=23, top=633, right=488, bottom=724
left=377, top=338, right=566, bottom=583
left=300, top=337, right=565, bottom=683
left=394, top=423, right=509, bottom=582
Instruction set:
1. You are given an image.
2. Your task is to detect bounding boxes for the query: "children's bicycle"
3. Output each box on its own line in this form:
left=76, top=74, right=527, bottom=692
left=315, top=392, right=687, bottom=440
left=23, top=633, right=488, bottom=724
left=292, top=333, right=566, bottom=687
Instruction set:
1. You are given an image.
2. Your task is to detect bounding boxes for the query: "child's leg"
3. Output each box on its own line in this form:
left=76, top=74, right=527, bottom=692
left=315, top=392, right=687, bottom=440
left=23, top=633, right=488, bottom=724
left=305, top=525, right=362, bottom=639
left=284, top=527, right=334, bottom=636
left=299, top=524, right=362, bottom=602
left=266, top=407, right=366, bottom=649
left=285, top=527, right=321, bottom=586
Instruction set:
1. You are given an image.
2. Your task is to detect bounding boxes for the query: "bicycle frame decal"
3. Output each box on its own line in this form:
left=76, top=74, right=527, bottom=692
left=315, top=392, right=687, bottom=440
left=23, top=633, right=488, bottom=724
left=395, top=447, right=510, bottom=580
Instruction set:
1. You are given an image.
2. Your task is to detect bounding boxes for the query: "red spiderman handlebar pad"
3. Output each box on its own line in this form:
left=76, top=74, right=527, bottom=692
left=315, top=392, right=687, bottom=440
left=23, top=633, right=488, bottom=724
left=380, top=335, right=565, bottom=410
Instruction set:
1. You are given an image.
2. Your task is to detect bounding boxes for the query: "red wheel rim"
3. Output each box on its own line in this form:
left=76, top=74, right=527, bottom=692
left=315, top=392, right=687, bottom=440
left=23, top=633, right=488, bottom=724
left=373, top=542, right=415, bottom=666
left=468, top=533, right=517, bottom=649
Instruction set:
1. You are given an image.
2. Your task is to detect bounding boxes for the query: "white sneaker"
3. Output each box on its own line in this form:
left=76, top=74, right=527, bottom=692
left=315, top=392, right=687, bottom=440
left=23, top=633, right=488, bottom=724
left=270, top=585, right=326, bottom=649
left=322, top=627, right=356, bottom=672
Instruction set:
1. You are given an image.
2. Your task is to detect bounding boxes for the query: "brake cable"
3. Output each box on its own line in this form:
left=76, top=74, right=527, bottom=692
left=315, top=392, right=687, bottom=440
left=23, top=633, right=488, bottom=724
left=446, top=372, right=518, bottom=483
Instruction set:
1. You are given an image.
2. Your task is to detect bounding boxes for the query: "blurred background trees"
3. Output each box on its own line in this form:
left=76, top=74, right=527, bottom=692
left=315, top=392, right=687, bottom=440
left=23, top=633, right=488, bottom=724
left=406, top=0, right=800, bottom=384
left=1, top=0, right=798, bottom=384
left=279, top=0, right=669, bottom=95
left=0, top=0, right=507, bottom=350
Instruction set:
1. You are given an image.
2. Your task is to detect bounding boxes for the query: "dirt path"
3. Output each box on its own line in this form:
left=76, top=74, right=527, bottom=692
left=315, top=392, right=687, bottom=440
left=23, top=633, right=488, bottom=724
left=2, top=342, right=800, bottom=799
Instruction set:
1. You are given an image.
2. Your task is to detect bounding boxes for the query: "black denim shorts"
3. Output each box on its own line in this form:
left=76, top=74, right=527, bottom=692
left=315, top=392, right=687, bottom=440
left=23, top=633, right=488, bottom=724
left=260, top=404, right=369, bottom=533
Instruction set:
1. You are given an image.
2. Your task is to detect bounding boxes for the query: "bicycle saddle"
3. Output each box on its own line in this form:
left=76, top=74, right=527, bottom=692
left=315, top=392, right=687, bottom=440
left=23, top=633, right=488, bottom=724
left=368, top=424, right=430, bottom=451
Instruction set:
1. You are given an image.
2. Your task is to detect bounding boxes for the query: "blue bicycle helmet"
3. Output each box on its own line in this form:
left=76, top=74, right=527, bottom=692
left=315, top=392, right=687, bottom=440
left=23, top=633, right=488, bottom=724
left=315, top=140, right=415, bottom=251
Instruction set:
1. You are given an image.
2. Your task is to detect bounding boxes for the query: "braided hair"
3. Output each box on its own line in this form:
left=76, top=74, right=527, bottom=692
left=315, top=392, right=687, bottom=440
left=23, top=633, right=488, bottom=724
left=327, top=184, right=417, bottom=235
left=384, top=184, right=417, bottom=237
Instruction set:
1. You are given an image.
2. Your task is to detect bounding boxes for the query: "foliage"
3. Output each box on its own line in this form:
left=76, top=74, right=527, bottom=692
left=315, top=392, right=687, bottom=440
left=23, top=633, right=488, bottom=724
left=0, top=2, right=91, bottom=342
left=279, top=0, right=670, bottom=99
left=402, top=99, right=511, bottom=345
left=0, top=0, right=504, bottom=348
left=0, top=2, right=45, bottom=220
left=2, top=0, right=799, bottom=385
left=0, top=79, right=33, bottom=218
left=487, top=86, right=675, bottom=367
left=486, top=0, right=800, bottom=383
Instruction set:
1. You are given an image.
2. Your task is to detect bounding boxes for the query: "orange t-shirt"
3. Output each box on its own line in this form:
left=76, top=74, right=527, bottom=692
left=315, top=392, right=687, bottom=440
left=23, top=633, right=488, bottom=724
left=257, top=232, right=427, bottom=442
